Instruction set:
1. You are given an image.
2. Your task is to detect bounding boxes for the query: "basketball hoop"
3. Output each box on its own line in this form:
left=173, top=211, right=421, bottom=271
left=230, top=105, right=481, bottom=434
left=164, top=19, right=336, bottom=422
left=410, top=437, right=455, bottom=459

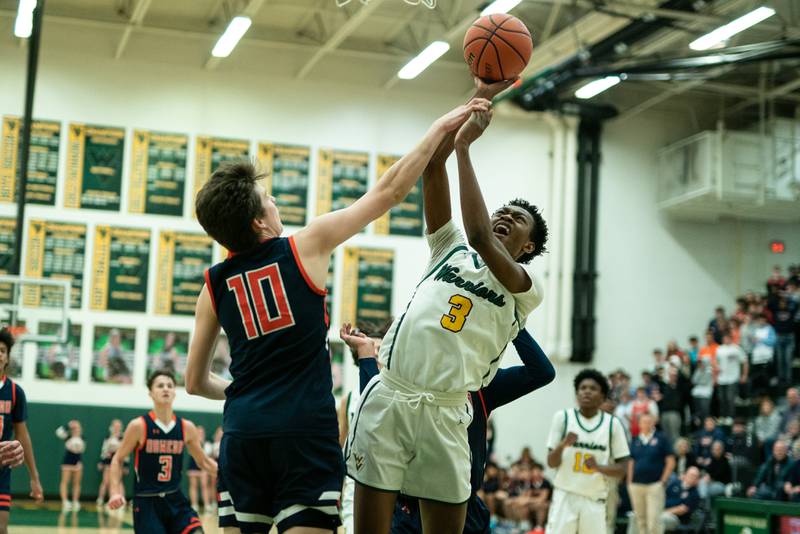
left=335, top=0, right=436, bottom=8
left=6, top=325, right=29, bottom=340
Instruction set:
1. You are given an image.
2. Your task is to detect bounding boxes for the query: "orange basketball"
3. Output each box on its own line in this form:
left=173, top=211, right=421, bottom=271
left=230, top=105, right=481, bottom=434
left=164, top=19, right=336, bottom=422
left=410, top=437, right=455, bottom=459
left=463, top=14, right=533, bottom=82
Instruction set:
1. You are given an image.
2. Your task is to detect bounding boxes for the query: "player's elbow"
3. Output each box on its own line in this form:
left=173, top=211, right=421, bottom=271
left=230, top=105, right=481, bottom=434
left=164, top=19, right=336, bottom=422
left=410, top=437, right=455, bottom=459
left=540, top=364, right=556, bottom=387
left=185, top=376, right=201, bottom=396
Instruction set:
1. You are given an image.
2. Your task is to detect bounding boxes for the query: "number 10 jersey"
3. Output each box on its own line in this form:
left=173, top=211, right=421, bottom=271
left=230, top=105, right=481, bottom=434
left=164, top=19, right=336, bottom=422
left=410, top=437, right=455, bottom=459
left=379, top=221, right=543, bottom=392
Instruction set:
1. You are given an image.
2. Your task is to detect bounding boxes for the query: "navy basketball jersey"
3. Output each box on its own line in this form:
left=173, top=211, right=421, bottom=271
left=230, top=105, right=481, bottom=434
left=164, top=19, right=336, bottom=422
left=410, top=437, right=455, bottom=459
left=0, top=377, right=25, bottom=442
left=205, top=236, right=337, bottom=439
left=134, top=412, right=185, bottom=495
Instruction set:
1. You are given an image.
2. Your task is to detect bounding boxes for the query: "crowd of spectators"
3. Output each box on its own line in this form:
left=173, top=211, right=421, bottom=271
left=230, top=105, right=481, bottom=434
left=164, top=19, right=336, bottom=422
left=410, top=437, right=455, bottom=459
left=481, top=264, right=800, bottom=533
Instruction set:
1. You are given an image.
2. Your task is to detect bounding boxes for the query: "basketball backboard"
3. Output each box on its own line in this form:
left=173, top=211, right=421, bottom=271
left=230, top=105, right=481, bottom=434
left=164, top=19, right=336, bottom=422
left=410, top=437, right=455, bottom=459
left=0, top=275, right=71, bottom=344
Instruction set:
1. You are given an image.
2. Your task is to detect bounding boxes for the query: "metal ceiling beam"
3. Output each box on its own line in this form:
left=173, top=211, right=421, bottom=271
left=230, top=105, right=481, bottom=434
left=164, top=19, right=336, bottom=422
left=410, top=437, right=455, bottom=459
left=296, top=0, right=387, bottom=79
left=205, top=0, right=266, bottom=70
left=723, top=76, right=800, bottom=115
left=541, top=3, right=562, bottom=41
left=114, top=0, right=153, bottom=59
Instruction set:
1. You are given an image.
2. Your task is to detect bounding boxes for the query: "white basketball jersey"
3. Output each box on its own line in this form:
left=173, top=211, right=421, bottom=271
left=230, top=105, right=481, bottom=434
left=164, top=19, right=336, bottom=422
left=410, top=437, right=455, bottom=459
left=548, top=409, right=629, bottom=500
left=379, top=221, right=543, bottom=392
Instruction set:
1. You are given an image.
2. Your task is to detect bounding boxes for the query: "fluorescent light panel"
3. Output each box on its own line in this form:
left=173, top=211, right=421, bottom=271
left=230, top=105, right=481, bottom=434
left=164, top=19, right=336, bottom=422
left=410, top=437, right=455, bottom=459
left=574, top=76, right=621, bottom=99
left=689, top=6, right=776, bottom=51
left=14, top=0, right=37, bottom=38
left=212, top=16, right=252, bottom=58
left=398, top=41, right=450, bottom=80
left=481, top=0, right=523, bottom=16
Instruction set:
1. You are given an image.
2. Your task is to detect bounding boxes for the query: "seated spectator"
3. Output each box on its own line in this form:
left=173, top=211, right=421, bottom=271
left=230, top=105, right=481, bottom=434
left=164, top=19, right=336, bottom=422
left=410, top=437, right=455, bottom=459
left=514, top=447, right=536, bottom=469
left=755, top=398, right=782, bottom=450
left=694, top=417, right=725, bottom=469
left=778, top=418, right=800, bottom=452
left=750, top=314, right=776, bottom=396
left=747, top=440, right=791, bottom=500
left=691, top=359, right=714, bottom=427
left=630, top=387, right=659, bottom=438
left=661, top=467, right=701, bottom=533
left=726, top=418, right=760, bottom=487
left=502, top=464, right=533, bottom=528
left=674, top=438, right=697, bottom=478
left=781, top=388, right=800, bottom=433
left=700, top=440, right=731, bottom=498
left=479, top=463, right=502, bottom=516
left=715, top=332, right=748, bottom=424
left=528, top=464, right=551, bottom=533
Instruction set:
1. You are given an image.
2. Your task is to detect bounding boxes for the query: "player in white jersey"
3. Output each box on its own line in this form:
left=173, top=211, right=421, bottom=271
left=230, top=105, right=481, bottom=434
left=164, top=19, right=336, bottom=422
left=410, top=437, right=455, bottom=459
left=347, top=79, right=548, bottom=534
left=546, top=369, right=631, bottom=534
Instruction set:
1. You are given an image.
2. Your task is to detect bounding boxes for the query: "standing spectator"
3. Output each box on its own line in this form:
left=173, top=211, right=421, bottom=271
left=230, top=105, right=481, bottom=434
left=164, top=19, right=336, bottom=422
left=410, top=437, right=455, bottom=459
left=698, top=331, right=719, bottom=372
left=715, top=332, right=748, bottom=424
left=751, top=315, right=776, bottom=396
left=628, top=413, right=675, bottom=534
left=768, top=265, right=786, bottom=292
left=660, top=467, right=701, bottom=533
left=673, top=438, right=697, bottom=478
left=652, top=349, right=667, bottom=382
left=789, top=265, right=800, bottom=287
left=700, top=441, right=731, bottom=498
left=686, top=336, right=700, bottom=369
left=615, top=389, right=633, bottom=438
left=630, top=387, right=659, bottom=438
left=726, top=418, right=760, bottom=487
left=655, top=367, right=683, bottom=444
left=691, top=359, right=714, bottom=427
left=755, top=398, right=782, bottom=450
left=739, top=314, right=757, bottom=358
left=694, top=417, right=725, bottom=469
left=774, top=298, right=797, bottom=387
left=778, top=418, right=800, bottom=451
left=747, top=440, right=791, bottom=500
left=709, top=307, right=728, bottom=344
left=780, top=388, right=800, bottom=433
left=641, top=372, right=659, bottom=397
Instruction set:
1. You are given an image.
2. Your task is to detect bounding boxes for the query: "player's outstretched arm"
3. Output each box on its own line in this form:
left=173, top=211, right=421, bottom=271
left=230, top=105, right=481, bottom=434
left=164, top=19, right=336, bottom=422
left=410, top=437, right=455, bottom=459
left=108, top=418, right=144, bottom=510
left=13, top=422, right=42, bottom=502
left=292, top=99, right=491, bottom=289
left=185, top=286, right=229, bottom=401
left=184, top=420, right=218, bottom=476
left=454, top=108, right=532, bottom=294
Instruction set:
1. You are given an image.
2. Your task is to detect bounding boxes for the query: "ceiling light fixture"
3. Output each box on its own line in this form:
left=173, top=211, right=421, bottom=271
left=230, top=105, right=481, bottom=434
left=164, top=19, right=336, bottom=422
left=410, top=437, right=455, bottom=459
left=398, top=41, right=450, bottom=80
left=211, top=16, right=252, bottom=58
left=574, top=76, right=621, bottom=99
left=689, top=6, right=776, bottom=51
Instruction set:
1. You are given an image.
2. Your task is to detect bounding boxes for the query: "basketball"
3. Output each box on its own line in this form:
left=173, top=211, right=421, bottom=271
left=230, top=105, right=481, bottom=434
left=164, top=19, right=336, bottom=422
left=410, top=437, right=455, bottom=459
left=463, top=14, right=533, bottom=82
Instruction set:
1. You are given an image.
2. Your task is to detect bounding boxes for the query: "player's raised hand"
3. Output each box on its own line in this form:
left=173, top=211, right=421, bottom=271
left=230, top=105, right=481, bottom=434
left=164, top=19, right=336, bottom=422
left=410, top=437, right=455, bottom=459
left=108, top=493, right=126, bottom=510
left=340, top=324, right=376, bottom=359
left=434, top=98, right=491, bottom=133
left=454, top=108, right=493, bottom=147
left=30, top=478, right=44, bottom=503
left=0, top=440, right=24, bottom=468
left=474, top=76, right=519, bottom=100
left=562, top=432, right=578, bottom=447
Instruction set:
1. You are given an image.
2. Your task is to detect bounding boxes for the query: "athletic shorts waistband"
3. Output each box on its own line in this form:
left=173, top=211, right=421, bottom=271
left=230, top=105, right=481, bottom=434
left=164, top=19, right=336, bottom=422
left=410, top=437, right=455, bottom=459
left=379, top=370, right=467, bottom=407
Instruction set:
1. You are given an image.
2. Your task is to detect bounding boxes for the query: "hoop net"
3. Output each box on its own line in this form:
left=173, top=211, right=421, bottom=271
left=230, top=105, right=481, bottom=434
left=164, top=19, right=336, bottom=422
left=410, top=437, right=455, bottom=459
left=335, top=0, right=437, bottom=8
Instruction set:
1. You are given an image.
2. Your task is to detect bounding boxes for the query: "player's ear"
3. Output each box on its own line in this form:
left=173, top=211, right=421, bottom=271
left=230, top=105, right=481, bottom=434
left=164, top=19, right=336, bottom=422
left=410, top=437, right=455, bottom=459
left=522, top=240, right=534, bottom=256
left=251, top=217, right=265, bottom=234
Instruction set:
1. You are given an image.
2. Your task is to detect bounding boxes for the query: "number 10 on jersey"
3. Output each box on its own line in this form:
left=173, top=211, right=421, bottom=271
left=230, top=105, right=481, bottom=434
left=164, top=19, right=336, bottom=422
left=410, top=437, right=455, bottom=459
left=226, top=265, right=296, bottom=340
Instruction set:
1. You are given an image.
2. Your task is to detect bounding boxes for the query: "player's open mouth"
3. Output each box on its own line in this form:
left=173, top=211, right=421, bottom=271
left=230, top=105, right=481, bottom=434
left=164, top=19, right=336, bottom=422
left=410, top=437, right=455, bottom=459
left=493, top=222, right=510, bottom=236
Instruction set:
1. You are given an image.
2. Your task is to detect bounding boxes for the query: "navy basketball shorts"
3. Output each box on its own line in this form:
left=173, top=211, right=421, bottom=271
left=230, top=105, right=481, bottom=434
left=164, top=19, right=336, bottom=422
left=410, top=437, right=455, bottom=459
left=0, top=468, right=10, bottom=511
left=217, top=434, right=344, bottom=533
left=133, top=491, right=202, bottom=534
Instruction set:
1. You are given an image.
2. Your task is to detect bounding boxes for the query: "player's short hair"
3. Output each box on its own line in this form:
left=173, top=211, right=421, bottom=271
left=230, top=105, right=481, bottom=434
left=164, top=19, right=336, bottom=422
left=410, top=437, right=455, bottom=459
left=147, top=369, right=176, bottom=390
left=506, top=199, right=548, bottom=264
left=195, top=160, right=266, bottom=253
left=0, top=328, right=14, bottom=371
left=573, top=368, right=609, bottom=398
left=348, top=319, right=393, bottom=366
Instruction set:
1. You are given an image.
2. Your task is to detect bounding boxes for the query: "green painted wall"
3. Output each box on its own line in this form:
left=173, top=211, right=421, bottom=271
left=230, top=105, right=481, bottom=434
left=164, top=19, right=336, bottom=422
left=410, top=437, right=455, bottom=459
left=9, top=403, right=221, bottom=499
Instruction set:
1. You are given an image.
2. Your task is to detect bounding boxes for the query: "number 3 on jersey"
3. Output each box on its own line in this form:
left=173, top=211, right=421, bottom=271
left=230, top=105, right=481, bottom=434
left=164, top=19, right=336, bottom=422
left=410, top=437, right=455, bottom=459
left=157, top=455, right=172, bottom=482
left=440, top=294, right=473, bottom=333
left=227, top=264, right=295, bottom=340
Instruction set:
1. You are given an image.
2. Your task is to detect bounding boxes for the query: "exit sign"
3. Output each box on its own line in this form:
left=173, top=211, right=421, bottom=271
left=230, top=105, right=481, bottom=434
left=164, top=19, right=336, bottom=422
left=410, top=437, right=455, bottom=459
left=771, top=241, right=785, bottom=254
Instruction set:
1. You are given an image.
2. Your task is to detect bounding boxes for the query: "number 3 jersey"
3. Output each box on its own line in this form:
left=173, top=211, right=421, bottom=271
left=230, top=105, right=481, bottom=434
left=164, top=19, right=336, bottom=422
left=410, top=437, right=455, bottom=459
left=134, top=412, right=186, bottom=495
left=379, top=221, right=543, bottom=392
left=546, top=409, right=630, bottom=500
left=205, top=237, right=337, bottom=439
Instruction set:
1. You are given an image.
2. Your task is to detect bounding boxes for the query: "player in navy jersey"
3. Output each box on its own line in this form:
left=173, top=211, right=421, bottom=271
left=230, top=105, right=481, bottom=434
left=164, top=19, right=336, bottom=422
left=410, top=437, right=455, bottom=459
left=341, top=324, right=554, bottom=534
left=108, top=370, right=217, bottom=534
left=0, top=327, right=43, bottom=534
left=185, top=99, right=489, bottom=534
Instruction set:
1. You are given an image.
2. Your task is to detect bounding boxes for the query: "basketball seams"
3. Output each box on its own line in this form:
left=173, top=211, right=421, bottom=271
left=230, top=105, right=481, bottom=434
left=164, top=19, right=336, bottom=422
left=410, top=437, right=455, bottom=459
left=466, top=13, right=531, bottom=81
left=488, top=40, right=505, bottom=80
left=491, top=32, right=529, bottom=64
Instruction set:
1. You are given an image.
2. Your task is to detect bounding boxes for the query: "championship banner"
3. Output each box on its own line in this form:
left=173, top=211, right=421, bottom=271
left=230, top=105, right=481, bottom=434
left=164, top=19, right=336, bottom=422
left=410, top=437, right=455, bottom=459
left=155, top=231, right=214, bottom=316
left=192, top=136, right=250, bottom=214
left=0, top=116, right=60, bottom=205
left=316, top=149, right=369, bottom=216
left=0, top=218, right=16, bottom=303
left=24, top=220, right=86, bottom=308
left=257, top=142, right=310, bottom=226
left=373, top=154, right=424, bottom=237
left=64, top=123, right=125, bottom=210
left=129, top=130, right=188, bottom=216
left=90, top=226, right=150, bottom=312
left=341, top=247, right=394, bottom=326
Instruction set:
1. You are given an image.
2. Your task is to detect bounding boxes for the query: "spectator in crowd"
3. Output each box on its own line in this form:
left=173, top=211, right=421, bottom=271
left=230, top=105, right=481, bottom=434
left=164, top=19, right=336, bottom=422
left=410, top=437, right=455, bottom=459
left=652, top=349, right=667, bottom=382
left=755, top=398, right=782, bottom=451
left=778, top=418, right=800, bottom=452
left=700, top=440, right=731, bottom=498
left=615, top=389, right=633, bottom=438
left=686, top=336, right=700, bottom=369
left=774, top=298, right=797, bottom=386
left=709, top=307, right=728, bottom=344
left=641, top=372, right=659, bottom=398
left=630, top=387, right=660, bottom=438
left=660, top=466, right=701, bottom=533
left=478, top=463, right=502, bottom=517
left=698, top=331, right=719, bottom=372
left=715, top=332, right=748, bottom=423
left=514, top=447, right=535, bottom=469
left=654, top=367, right=683, bottom=444
left=739, top=314, right=757, bottom=357
left=788, top=265, right=800, bottom=287
left=750, top=314, right=776, bottom=396
left=780, top=388, right=800, bottom=433
left=503, top=464, right=533, bottom=527
left=609, top=369, right=631, bottom=403
left=726, top=418, right=759, bottom=487
left=747, top=440, right=791, bottom=500
left=782, top=454, right=800, bottom=502
left=528, top=464, right=551, bottom=533
left=628, top=413, right=675, bottom=534
left=768, top=266, right=786, bottom=292
left=673, top=438, right=697, bottom=478
left=691, top=358, right=714, bottom=427
left=694, top=417, right=725, bottom=469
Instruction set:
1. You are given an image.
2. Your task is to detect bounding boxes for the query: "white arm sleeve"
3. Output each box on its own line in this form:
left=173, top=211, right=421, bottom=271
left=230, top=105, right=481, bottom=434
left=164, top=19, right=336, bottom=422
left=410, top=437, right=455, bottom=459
left=424, top=220, right=467, bottom=274
left=546, top=410, right=566, bottom=450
